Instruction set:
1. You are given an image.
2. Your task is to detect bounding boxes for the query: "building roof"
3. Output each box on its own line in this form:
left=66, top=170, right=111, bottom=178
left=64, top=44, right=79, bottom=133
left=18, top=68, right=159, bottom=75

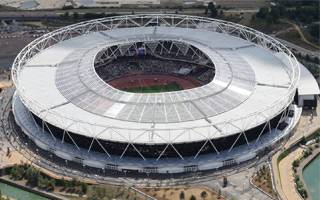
left=298, top=62, right=320, bottom=96
left=13, top=15, right=299, bottom=144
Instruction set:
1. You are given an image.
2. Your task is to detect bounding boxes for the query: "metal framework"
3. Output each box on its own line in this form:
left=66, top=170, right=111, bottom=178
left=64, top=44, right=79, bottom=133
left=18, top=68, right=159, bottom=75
left=11, top=15, right=300, bottom=167
left=95, top=40, right=214, bottom=68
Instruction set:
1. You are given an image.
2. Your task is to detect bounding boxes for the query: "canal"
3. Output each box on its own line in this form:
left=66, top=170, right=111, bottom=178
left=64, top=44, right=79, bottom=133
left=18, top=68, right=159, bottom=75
left=303, top=154, right=320, bottom=200
left=0, top=182, right=49, bottom=200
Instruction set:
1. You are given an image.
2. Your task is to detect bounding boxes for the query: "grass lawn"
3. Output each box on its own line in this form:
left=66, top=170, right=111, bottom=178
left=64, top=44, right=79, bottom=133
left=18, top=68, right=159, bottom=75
left=247, top=18, right=291, bottom=34
left=123, top=82, right=183, bottom=93
left=277, top=29, right=319, bottom=51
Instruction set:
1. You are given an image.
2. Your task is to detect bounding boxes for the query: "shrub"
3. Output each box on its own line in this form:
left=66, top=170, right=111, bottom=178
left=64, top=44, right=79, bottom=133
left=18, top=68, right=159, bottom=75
left=294, top=175, right=300, bottom=182
left=190, top=195, right=196, bottom=200
left=10, top=165, right=24, bottom=180
left=300, top=136, right=307, bottom=145
left=303, top=150, right=311, bottom=158
left=200, top=191, right=207, bottom=200
left=25, top=166, right=40, bottom=187
left=179, top=191, right=185, bottom=200
left=292, top=160, right=300, bottom=168
left=81, top=182, right=88, bottom=194
left=278, top=149, right=290, bottom=162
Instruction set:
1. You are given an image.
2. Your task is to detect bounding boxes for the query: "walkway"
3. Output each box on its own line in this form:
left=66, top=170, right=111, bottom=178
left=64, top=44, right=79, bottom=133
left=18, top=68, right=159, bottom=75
left=278, top=147, right=303, bottom=200
left=272, top=99, right=320, bottom=200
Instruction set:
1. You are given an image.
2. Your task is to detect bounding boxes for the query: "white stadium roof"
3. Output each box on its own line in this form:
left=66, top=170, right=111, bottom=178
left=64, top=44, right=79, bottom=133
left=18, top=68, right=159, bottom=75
left=298, top=62, right=320, bottom=96
left=13, top=15, right=300, bottom=144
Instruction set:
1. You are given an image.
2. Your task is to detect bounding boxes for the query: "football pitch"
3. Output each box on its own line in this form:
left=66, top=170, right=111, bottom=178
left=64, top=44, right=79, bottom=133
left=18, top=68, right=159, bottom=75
left=123, top=82, right=183, bottom=93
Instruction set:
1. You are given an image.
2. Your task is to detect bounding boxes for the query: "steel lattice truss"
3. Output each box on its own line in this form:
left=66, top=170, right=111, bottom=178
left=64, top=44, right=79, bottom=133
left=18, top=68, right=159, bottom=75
left=95, top=40, right=214, bottom=68
left=12, top=15, right=300, bottom=161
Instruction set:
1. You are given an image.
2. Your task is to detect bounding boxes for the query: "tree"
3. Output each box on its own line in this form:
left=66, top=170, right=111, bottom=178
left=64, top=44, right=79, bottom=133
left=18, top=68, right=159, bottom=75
left=256, top=7, right=269, bottom=19
left=200, top=191, right=207, bottom=200
left=81, top=182, right=88, bottom=194
left=62, top=12, right=70, bottom=20
left=190, top=195, right=196, bottom=200
left=10, top=165, right=24, bottom=180
left=223, top=176, right=228, bottom=187
left=70, top=178, right=77, bottom=188
left=207, top=2, right=218, bottom=18
left=270, top=6, right=280, bottom=23
left=48, top=179, right=55, bottom=191
left=179, top=191, right=185, bottom=200
left=309, top=23, right=320, bottom=40
left=292, top=160, right=300, bottom=168
left=25, top=166, right=40, bottom=187
left=300, top=136, right=307, bottom=145
left=73, top=12, right=79, bottom=20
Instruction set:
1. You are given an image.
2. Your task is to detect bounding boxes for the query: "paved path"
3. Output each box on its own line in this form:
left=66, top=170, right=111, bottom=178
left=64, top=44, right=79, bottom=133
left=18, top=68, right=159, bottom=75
left=284, top=20, right=320, bottom=50
left=287, top=101, right=320, bottom=148
left=201, top=167, right=273, bottom=200
left=278, top=148, right=303, bottom=200
left=0, top=81, right=12, bottom=89
left=272, top=99, right=320, bottom=200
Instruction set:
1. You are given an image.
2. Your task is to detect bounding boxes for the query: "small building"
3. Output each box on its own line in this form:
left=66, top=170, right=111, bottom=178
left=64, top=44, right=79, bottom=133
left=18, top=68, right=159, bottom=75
left=298, top=63, right=320, bottom=108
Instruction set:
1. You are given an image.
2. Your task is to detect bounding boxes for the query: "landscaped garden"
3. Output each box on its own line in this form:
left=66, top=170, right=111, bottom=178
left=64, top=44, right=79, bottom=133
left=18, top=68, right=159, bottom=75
left=2, top=164, right=141, bottom=200
left=141, top=187, right=224, bottom=200
left=252, top=165, right=278, bottom=199
left=292, top=131, right=320, bottom=199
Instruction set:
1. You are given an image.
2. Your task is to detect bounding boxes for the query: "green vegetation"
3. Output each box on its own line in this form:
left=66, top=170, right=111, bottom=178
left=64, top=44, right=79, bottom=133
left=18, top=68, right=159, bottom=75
left=292, top=160, right=300, bottom=168
left=251, top=0, right=320, bottom=45
left=206, top=2, right=218, bottom=18
left=200, top=191, right=207, bottom=200
left=123, top=82, right=183, bottom=93
left=85, top=185, right=139, bottom=200
left=291, top=129, right=320, bottom=199
left=180, top=191, right=185, bottom=200
left=8, top=164, right=88, bottom=194
left=295, top=176, right=308, bottom=198
left=5, top=164, right=140, bottom=200
left=278, top=149, right=290, bottom=163
left=256, top=6, right=282, bottom=24
left=256, top=2, right=319, bottom=25
left=61, top=12, right=118, bottom=21
left=252, top=165, right=278, bottom=198
left=308, top=23, right=319, bottom=39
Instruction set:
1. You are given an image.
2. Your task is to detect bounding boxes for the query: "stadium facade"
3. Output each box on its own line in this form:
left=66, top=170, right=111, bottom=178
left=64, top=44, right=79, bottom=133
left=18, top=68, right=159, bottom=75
left=11, top=15, right=319, bottom=174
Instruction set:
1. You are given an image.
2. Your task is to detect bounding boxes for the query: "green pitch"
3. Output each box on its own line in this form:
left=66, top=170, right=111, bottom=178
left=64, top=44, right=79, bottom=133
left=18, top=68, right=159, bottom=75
left=123, top=82, right=183, bottom=93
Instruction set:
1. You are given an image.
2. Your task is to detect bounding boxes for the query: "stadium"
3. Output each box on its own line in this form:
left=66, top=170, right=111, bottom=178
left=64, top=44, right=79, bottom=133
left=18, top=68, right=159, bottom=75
left=10, top=15, right=319, bottom=174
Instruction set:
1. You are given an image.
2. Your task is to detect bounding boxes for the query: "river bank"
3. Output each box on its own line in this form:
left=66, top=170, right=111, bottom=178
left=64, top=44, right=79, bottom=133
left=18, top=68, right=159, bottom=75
left=299, top=150, right=320, bottom=200
left=0, top=177, right=65, bottom=200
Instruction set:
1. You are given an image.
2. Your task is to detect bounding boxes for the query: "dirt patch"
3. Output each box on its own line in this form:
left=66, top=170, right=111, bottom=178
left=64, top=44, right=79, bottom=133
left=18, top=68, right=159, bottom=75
left=252, top=165, right=278, bottom=199
left=141, top=187, right=224, bottom=200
